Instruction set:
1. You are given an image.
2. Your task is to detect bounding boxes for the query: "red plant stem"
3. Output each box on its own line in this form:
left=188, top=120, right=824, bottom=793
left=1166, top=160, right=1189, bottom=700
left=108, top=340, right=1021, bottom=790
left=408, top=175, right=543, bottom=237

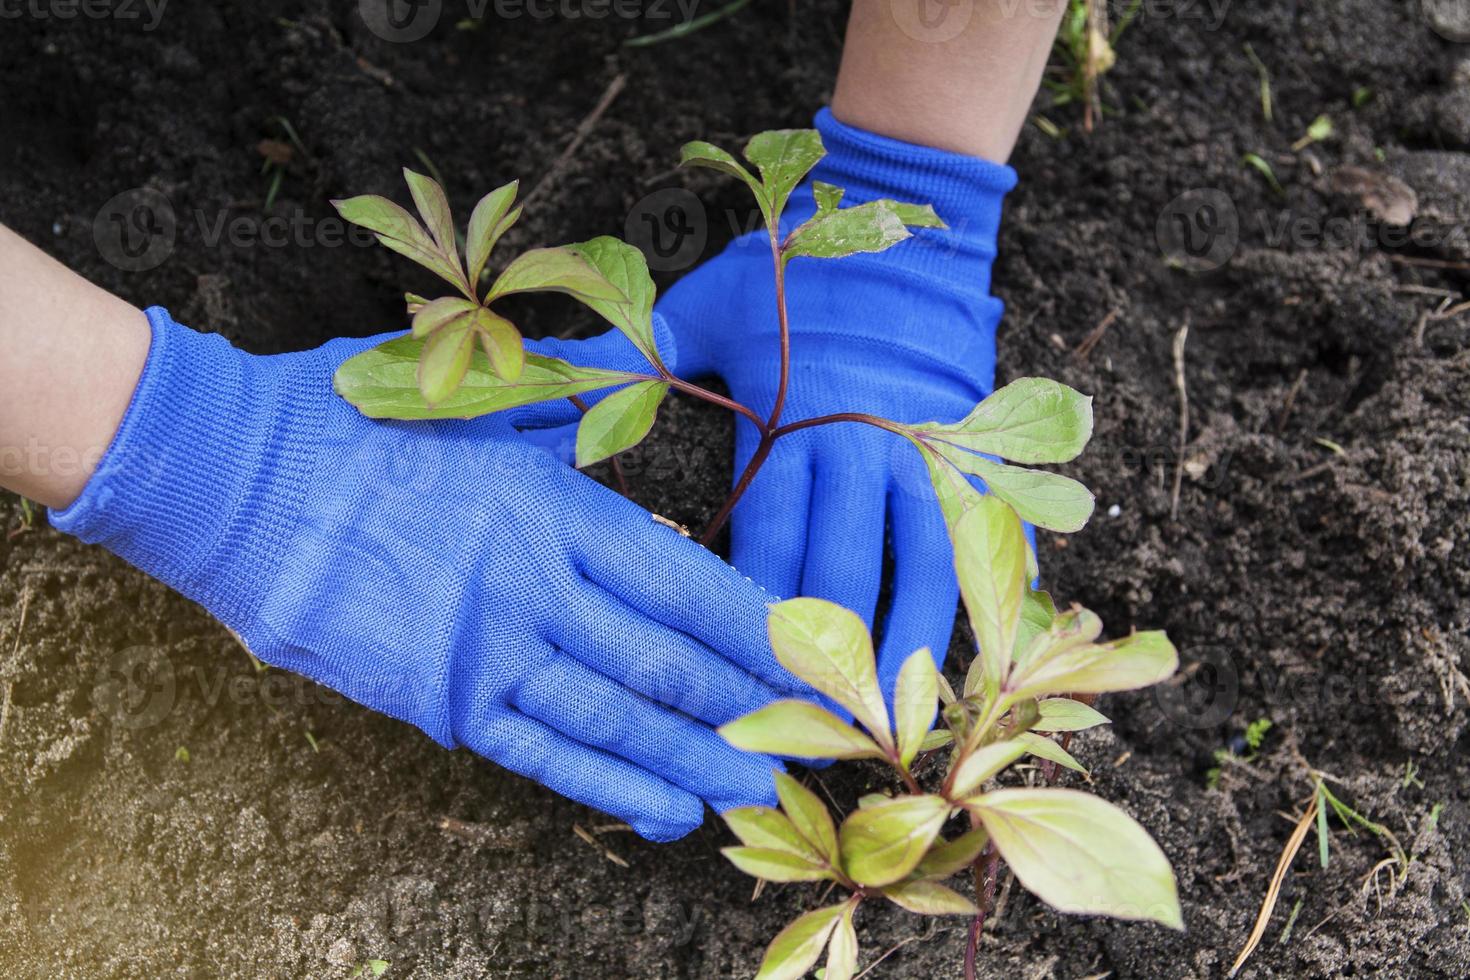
left=699, top=431, right=776, bottom=547
left=772, top=412, right=911, bottom=439
left=765, top=237, right=792, bottom=432
left=661, top=375, right=765, bottom=430
left=965, top=844, right=1003, bottom=980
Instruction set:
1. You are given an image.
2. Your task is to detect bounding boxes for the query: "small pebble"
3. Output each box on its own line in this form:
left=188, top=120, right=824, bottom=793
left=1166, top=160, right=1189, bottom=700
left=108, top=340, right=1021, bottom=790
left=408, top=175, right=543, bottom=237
left=1107, top=504, right=1122, bottom=518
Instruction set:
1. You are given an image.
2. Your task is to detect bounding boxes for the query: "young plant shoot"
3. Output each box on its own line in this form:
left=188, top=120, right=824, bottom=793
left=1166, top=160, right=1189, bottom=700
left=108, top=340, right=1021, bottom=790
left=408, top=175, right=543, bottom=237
left=330, top=130, right=1181, bottom=979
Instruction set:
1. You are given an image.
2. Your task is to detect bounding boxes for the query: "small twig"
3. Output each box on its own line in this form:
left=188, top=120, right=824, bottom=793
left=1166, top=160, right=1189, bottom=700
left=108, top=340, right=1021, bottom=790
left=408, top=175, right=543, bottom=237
left=1170, top=319, right=1190, bottom=520
left=1389, top=255, right=1470, bottom=271
left=1393, top=284, right=1459, bottom=299
left=572, top=822, right=630, bottom=868
left=1074, top=308, right=1121, bottom=360
left=1229, top=793, right=1318, bottom=977
left=524, top=73, right=628, bottom=207
left=1430, top=299, right=1470, bottom=321
left=853, top=918, right=944, bottom=979
left=0, top=586, right=32, bottom=745
left=1275, top=368, right=1309, bottom=434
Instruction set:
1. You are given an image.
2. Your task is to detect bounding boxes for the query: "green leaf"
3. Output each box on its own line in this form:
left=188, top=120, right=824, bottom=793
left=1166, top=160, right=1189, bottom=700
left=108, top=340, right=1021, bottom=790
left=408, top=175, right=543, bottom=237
left=403, top=168, right=459, bottom=266
left=940, top=451, right=1096, bottom=533
left=368, top=960, right=389, bottom=977
left=1017, top=732, right=1088, bottom=774
left=332, top=194, right=469, bottom=296
left=884, top=200, right=945, bottom=228
left=893, top=648, right=938, bottom=769
left=566, top=236, right=665, bottom=369
left=774, top=771, right=839, bottom=865
left=918, top=728, right=954, bottom=752
left=917, top=378, right=1094, bottom=464
left=680, top=140, right=771, bottom=223
left=721, top=846, right=833, bottom=882
left=574, top=380, right=668, bottom=467
left=1036, top=698, right=1110, bottom=732
left=785, top=200, right=910, bottom=261
left=753, top=905, right=846, bottom=980
left=719, top=700, right=886, bottom=761
left=838, top=795, right=951, bottom=887
left=767, top=599, right=891, bottom=749
left=970, top=788, right=1182, bottom=929
left=465, top=180, right=520, bottom=288
left=488, top=246, right=627, bottom=304
left=411, top=296, right=480, bottom=338
left=824, top=903, right=858, bottom=980
left=1005, top=631, right=1178, bottom=704
left=743, top=128, right=825, bottom=219
left=472, top=308, right=524, bottom=382
left=917, top=439, right=987, bottom=532
left=812, top=180, right=844, bottom=214
left=912, top=827, right=989, bottom=879
left=955, top=497, right=1029, bottom=700
left=334, top=336, right=635, bottom=420
left=948, top=740, right=1029, bottom=799
left=417, top=324, right=475, bottom=405
left=724, top=805, right=822, bottom=861
left=1016, top=606, right=1104, bottom=668
left=1015, top=588, right=1059, bottom=662
left=881, top=880, right=979, bottom=916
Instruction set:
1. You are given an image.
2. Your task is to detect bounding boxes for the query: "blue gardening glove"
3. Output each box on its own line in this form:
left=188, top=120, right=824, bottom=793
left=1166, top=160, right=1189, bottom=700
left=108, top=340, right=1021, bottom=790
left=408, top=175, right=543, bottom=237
left=52, top=307, right=803, bottom=842
left=536, top=110, right=1018, bottom=694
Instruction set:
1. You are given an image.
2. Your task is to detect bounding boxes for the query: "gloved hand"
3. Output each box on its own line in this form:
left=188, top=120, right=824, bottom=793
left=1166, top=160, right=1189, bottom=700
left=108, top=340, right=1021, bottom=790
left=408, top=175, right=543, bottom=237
left=52, top=308, right=803, bottom=842
left=539, top=109, right=1018, bottom=694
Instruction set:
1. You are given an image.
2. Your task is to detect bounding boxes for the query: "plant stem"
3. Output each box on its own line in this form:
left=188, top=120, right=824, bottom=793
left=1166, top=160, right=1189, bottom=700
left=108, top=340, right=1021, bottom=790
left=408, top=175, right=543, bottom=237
left=772, top=412, right=911, bottom=439
left=965, top=843, right=1003, bottom=980
left=660, top=374, right=766, bottom=430
left=699, top=431, right=775, bottom=547
left=765, top=238, right=792, bottom=432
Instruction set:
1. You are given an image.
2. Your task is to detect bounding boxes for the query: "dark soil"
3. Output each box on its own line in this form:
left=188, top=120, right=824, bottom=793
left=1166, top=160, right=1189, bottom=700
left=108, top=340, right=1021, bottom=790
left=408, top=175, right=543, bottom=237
left=3, top=2, right=1469, bottom=977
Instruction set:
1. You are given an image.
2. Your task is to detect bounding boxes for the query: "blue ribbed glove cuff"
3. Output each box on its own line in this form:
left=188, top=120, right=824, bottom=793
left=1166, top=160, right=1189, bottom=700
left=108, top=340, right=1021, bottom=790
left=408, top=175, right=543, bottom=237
left=50, top=307, right=328, bottom=631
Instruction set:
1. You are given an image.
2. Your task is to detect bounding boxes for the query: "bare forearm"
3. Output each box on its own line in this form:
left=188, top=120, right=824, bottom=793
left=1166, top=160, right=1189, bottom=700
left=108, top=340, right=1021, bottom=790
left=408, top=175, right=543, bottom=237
left=0, top=224, right=150, bottom=509
left=832, top=0, right=1066, bottom=162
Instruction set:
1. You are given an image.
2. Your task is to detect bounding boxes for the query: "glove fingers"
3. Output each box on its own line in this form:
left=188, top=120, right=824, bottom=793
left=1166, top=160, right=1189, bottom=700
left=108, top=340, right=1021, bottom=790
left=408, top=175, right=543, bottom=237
left=556, top=579, right=787, bottom=724
left=575, top=506, right=806, bottom=698
left=799, top=458, right=888, bottom=628
left=877, top=488, right=960, bottom=697
left=511, top=652, right=780, bottom=812
left=467, top=710, right=704, bottom=842
left=727, top=445, right=813, bottom=604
